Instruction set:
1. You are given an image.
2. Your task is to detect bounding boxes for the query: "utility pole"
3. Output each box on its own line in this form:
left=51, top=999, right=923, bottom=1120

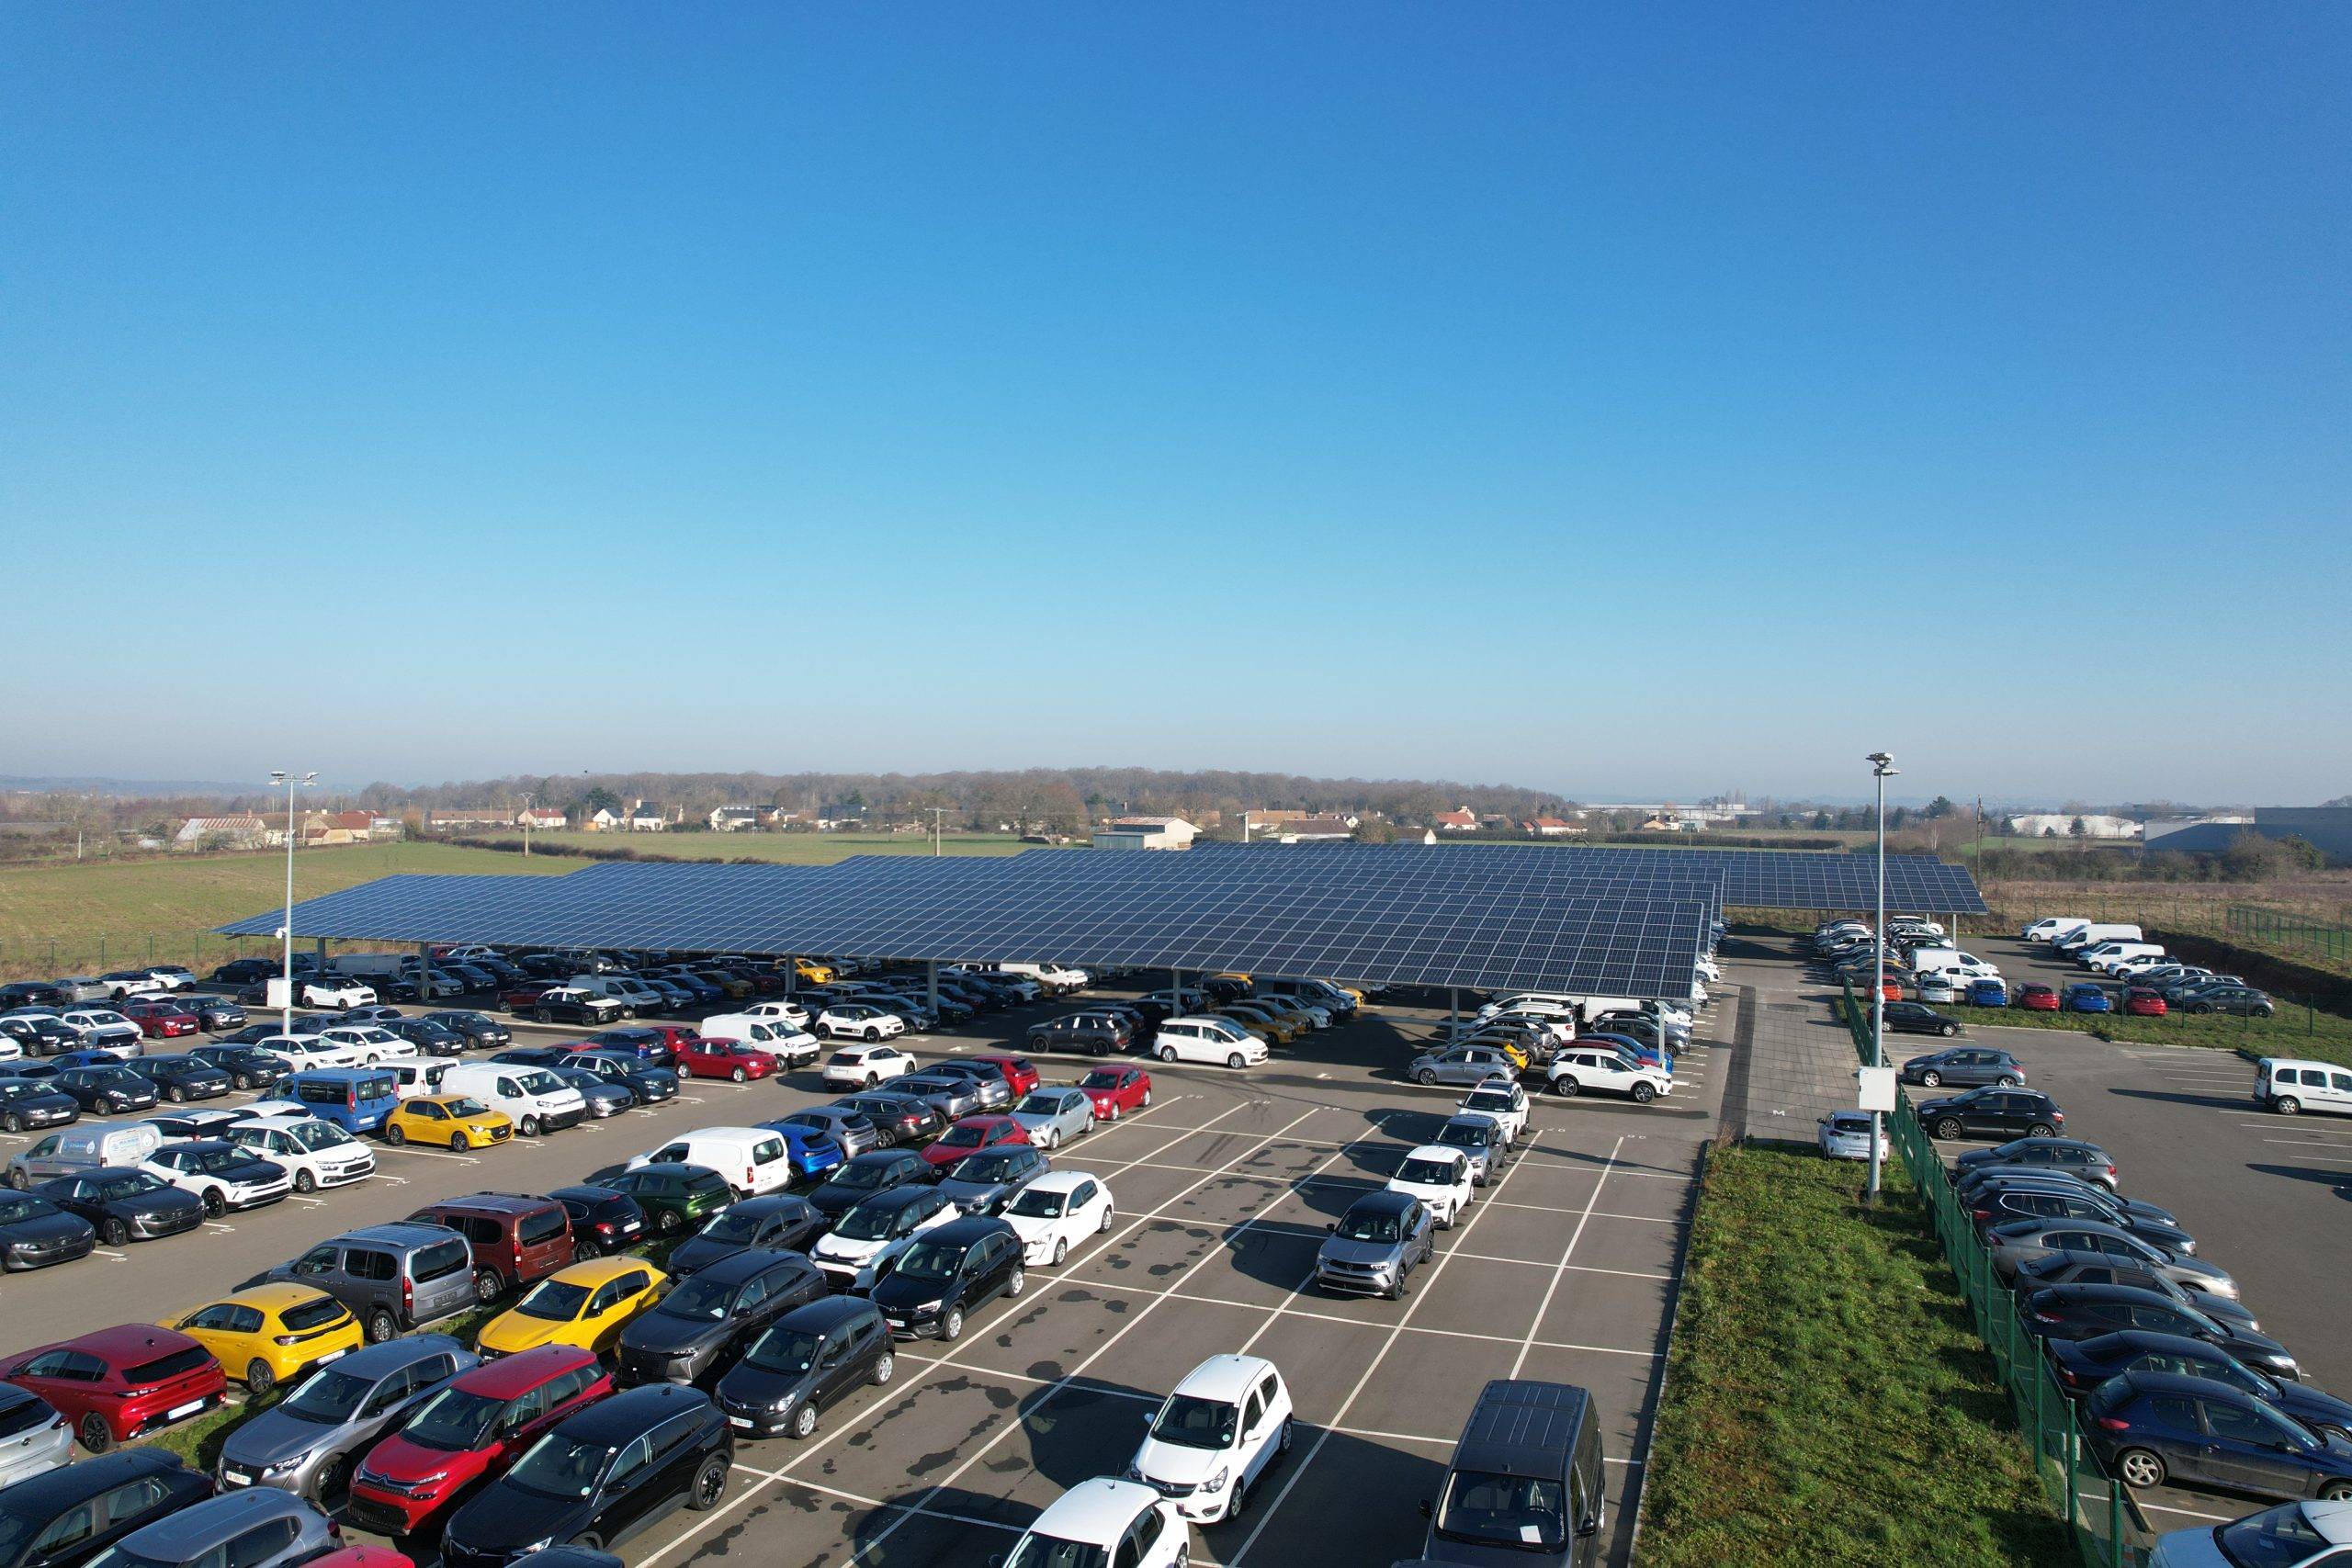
left=270, top=771, right=318, bottom=1032
left=929, top=808, right=945, bottom=855
left=520, top=792, right=536, bottom=858
left=1866, top=751, right=1898, bottom=1202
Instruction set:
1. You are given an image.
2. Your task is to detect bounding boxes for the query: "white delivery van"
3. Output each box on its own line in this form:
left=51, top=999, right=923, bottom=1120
left=2056, top=923, right=2143, bottom=954
left=329, top=954, right=409, bottom=981
left=989, top=963, right=1091, bottom=995
left=2086, top=942, right=2165, bottom=975
left=1907, top=947, right=2004, bottom=987
left=700, top=1013, right=821, bottom=1067
left=436, top=1062, right=587, bottom=1136
left=2254, top=1059, right=2352, bottom=1118
left=2021, top=918, right=2091, bottom=943
left=386, top=1059, right=450, bottom=1100
left=627, top=1126, right=795, bottom=1197
left=56, top=1123, right=164, bottom=1172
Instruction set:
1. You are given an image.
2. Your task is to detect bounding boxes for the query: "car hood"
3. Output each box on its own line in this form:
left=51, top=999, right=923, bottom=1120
left=618, top=1312, right=726, bottom=1359
left=445, top=1481, right=587, bottom=1558
left=715, top=1360, right=809, bottom=1413
left=934, top=1177, right=1016, bottom=1212
left=813, top=1233, right=887, bottom=1264
left=665, top=1237, right=746, bottom=1275
left=867, top=1271, right=952, bottom=1313
left=2275, top=1382, right=2352, bottom=1431
left=1132, top=1436, right=1230, bottom=1488
left=480, top=1314, right=578, bottom=1355
left=3, top=1211, right=93, bottom=1247
left=1317, top=1235, right=1402, bottom=1268
left=220, top=1406, right=343, bottom=1471
left=808, top=1185, right=872, bottom=1218
left=126, top=1190, right=202, bottom=1218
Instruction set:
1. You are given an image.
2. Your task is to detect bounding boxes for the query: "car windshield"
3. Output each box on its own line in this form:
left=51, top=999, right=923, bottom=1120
left=1149, top=1393, right=1238, bottom=1450
left=891, top=1238, right=966, bottom=1282
left=181, top=1147, right=240, bottom=1174
left=1396, top=1156, right=1458, bottom=1187
left=1436, top=1467, right=1568, bottom=1551
left=506, top=1432, right=612, bottom=1500
left=745, top=1327, right=823, bottom=1376
left=444, top=1097, right=489, bottom=1117
left=0, top=1197, right=43, bottom=1224
left=1464, top=1092, right=1512, bottom=1114
left=658, top=1274, right=740, bottom=1322
left=698, top=1210, right=771, bottom=1244
left=1079, top=1071, right=1121, bottom=1090
left=1016, top=1093, right=1065, bottom=1116
left=515, top=1278, right=592, bottom=1321
left=2215, top=1505, right=2334, bottom=1568
left=936, top=1125, right=987, bottom=1149
left=831, top=1163, right=890, bottom=1191
left=1338, top=1206, right=1403, bottom=1244
left=282, top=1366, right=372, bottom=1424
left=96, top=1174, right=161, bottom=1200
left=832, top=1204, right=903, bottom=1243
left=401, top=1386, right=502, bottom=1450
left=1003, top=1536, right=1109, bottom=1568
left=950, top=1152, right=1022, bottom=1183
left=1436, top=1124, right=1486, bottom=1149
left=289, top=1122, right=352, bottom=1151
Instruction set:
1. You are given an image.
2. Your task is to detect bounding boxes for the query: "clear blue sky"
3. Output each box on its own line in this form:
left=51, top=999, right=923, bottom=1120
left=4, top=6, right=2346, bottom=804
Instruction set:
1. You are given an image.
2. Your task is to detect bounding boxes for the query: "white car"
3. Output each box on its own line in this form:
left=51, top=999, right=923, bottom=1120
left=137, top=966, right=198, bottom=992
left=315, top=1026, right=417, bottom=1064
left=57, top=1010, right=143, bottom=1053
left=298, top=977, right=375, bottom=1009
left=1152, top=1017, right=1268, bottom=1068
left=1005, top=1478, right=1187, bottom=1568
left=741, top=999, right=813, bottom=1030
left=809, top=1189, right=958, bottom=1291
left=1002, top=1170, right=1114, bottom=1266
left=821, top=1043, right=918, bottom=1089
left=227, top=1115, right=376, bottom=1192
left=816, top=1004, right=906, bottom=1043
left=1545, top=1045, right=1672, bottom=1104
left=0, top=1038, right=19, bottom=1064
left=1386, top=1145, right=1474, bottom=1228
left=436, top=945, right=503, bottom=964
left=141, top=1142, right=293, bottom=1214
left=1127, top=1353, right=1295, bottom=1524
left=1816, top=1111, right=1887, bottom=1163
left=260, top=1034, right=367, bottom=1072
left=1476, top=993, right=1577, bottom=1024
left=1456, top=1077, right=1529, bottom=1144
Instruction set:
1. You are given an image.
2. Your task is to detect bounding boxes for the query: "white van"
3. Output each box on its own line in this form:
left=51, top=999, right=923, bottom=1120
left=2021, top=918, right=2091, bottom=943
left=627, top=1126, right=795, bottom=1197
left=2254, top=1058, right=2352, bottom=1118
left=2056, top=923, right=2143, bottom=954
left=571, top=976, right=667, bottom=1016
left=1909, top=948, right=2003, bottom=987
left=700, top=1013, right=821, bottom=1067
left=386, top=1060, right=450, bottom=1100
left=436, top=1062, right=587, bottom=1136
left=329, top=954, right=408, bottom=981
left=1152, top=1017, right=1267, bottom=1068
left=2087, top=942, right=2166, bottom=974
left=989, top=963, right=1090, bottom=995
left=53, top=1123, right=164, bottom=1174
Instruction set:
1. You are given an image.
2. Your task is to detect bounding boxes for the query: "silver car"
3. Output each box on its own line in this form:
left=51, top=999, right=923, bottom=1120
left=0, top=1385, right=72, bottom=1488
left=923, top=1062, right=1013, bottom=1111
left=1314, top=1190, right=1434, bottom=1301
left=1986, top=1220, right=2231, bottom=1295
left=93, top=1487, right=336, bottom=1568
left=1407, top=1044, right=1522, bottom=1088
left=1430, top=1113, right=1510, bottom=1185
left=1010, top=1088, right=1094, bottom=1150
left=893, top=1073, right=987, bottom=1120
left=216, top=1334, right=475, bottom=1499
left=772, top=1108, right=880, bottom=1159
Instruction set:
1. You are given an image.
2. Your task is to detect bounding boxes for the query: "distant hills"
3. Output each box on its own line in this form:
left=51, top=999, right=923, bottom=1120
left=0, top=776, right=260, bottom=798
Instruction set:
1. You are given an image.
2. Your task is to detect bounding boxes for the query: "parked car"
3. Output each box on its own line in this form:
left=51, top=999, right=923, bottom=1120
left=2025, top=1284, right=2298, bottom=1380
left=827, top=1093, right=937, bottom=1147
left=1314, top=1190, right=1434, bottom=1300
left=1409, top=1044, right=1525, bottom=1088
left=2, top=1326, right=224, bottom=1452
left=710, top=1297, right=893, bottom=1439
left=0, top=1450, right=212, bottom=1567
left=1954, top=1137, right=2117, bottom=1189
left=668, top=1195, right=827, bottom=1277
left=141, top=1140, right=291, bottom=1216
left=163, top=1283, right=364, bottom=1396
left=118, top=998, right=201, bottom=1041
left=0, top=1080, right=80, bottom=1136
left=185, top=1044, right=288, bottom=1090
left=808, top=1186, right=957, bottom=1292
left=52, top=1066, right=160, bottom=1115
left=2121, top=987, right=2168, bottom=1018
left=2060, top=982, right=2112, bottom=1013
left=815, top=1005, right=906, bottom=1043
left=0, top=1191, right=96, bottom=1271
left=2255, top=1058, right=2352, bottom=1119
left=616, top=1248, right=826, bottom=1387
left=477, top=1258, right=667, bottom=1359
left=2183, top=985, right=2277, bottom=1018
left=216, top=1333, right=476, bottom=1501
left=1151, top=1016, right=1268, bottom=1068
left=515, top=989, right=628, bottom=1027
left=1966, top=978, right=2011, bottom=1008
left=2047, top=1334, right=2352, bottom=1442
left=583, top=1163, right=734, bottom=1236
left=1985, top=1218, right=2221, bottom=1289
left=766, top=1107, right=879, bottom=1161
left=1077, top=1065, right=1151, bottom=1121
left=121, top=1054, right=234, bottom=1102
left=383, top=1095, right=514, bottom=1153
left=408, top=1194, right=578, bottom=1303
left=1001, top=1170, right=1114, bottom=1268
left=0, top=1385, right=70, bottom=1492
left=1024, top=1015, right=1130, bottom=1056
left=557, top=1050, right=680, bottom=1106
left=1009, top=1088, right=1094, bottom=1149
left=266, top=1223, right=478, bottom=1343
left=1457, top=1079, right=1530, bottom=1145
left=2015, top=984, right=2063, bottom=1012
left=36, top=1168, right=204, bottom=1247
left=820, top=1043, right=917, bottom=1089
left=1544, top=1044, right=1670, bottom=1102
left=229, top=1116, right=377, bottom=1193
left=806, top=1151, right=933, bottom=1223
left=1916, top=1087, right=2065, bottom=1143
left=1881, top=1001, right=1964, bottom=1037
left=1000, top=1478, right=1187, bottom=1568
left=1901, top=1047, right=2025, bottom=1089
left=2145, top=1501, right=2352, bottom=1568
left=1125, top=1352, right=1294, bottom=1525
left=1387, top=1145, right=1475, bottom=1228
left=2084, top=1371, right=2352, bottom=1499
left=920, top=1115, right=1031, bottom=1169
left=673, top=1038, right=779, bottom=1083
left=933, top=1145, right=1050, bottom=1216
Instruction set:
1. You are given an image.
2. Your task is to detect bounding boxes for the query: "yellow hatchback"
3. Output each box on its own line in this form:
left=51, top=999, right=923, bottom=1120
left=164, top=1282, right=364, bottom=1394
left=477, top=1258, right=666, bottom=1359
left=383, top=1094, right=514, bottom=1152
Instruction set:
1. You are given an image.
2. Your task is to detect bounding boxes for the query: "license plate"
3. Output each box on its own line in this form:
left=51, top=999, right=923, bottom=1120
left=166, top=1400, right=205, bottom=1420
left=621, top=1222, right=641, bottom=1235
left=728, top=1416, right=752, bottom=1430
left=318, top=1348, right=346, bottom=1363
left=222, top=1472, right=251, bottom=1486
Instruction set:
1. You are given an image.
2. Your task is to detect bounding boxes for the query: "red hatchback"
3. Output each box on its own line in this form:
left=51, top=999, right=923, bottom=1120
left=920, top=1114, right=1032, bottom=1168
left=119, top=998, right=200, bottom=1039
left=1078, top=1065, right=1152, bottom=1121
left=2122, top=987, right=2168, bottom=1017
left=970, top=1054, right=1041, bottom=1099
left=2, top=1325, right=226, bottom=1452
left=346, top=1345, right=611, bottom=1538
left=673, top=1037, right=779, bottom=1082
left=2016, top=985, right=2062, bottom=1012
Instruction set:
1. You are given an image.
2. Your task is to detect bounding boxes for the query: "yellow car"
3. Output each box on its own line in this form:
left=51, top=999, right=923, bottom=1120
left=163, top=1282, right=364, bottom=1394
left=1216, top=1006, right=1300, bottom=1044
left=703, top=971, right=753, bottom=999
left=792, top=958, right=834, bottom=986
left=477, top=1258, right=666, bottom=1358
left=382, top=1094, right=514, bottom=1152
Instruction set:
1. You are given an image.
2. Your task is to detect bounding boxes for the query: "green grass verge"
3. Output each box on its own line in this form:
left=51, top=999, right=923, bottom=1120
left=1834, top=994, right=2352, bottom=1068
left=1638, top=1143, right=2070, bottom=1567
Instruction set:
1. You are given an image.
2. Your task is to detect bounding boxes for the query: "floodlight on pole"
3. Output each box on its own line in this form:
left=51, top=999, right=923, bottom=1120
left=1865, top=751, right=1898, bottom=1201
left=270, top=771, right=318, bottom=1032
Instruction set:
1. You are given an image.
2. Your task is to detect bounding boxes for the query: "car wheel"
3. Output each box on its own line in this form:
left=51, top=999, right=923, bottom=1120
left=1553, top=1076, right=1579, bottom=1097
left=1099, top=1205, right=1114, bottom=1232
left=1385, top=1268, right=1406, bottom=1301
left=475, top=1268, right=502, bottom=1303
left=1997, top=1075, right=2019, bottom=1089
left=246, top=1359, right=277, bottom=1396
left=1159, top=1046, right=1177, bottom=1063
left=2027, top=1122, right=2056, bottom=1138
left=2116, top=1448, right=2165, bottom=1490
left=864, top=1072, right=880, bottom=1088
left=1939, top=1023, right=1958, bottom=1037
left=687, top=1453, right=729, bottom=1510
left=1414, top=1067, right=1439, bottom=1086
left=165, top=1084, right=187, bottom=1103
left=1227, top=1468, right=1249, bottom=1519
left=1633, top=1081, right=1657, bottom=1104
left=519, top=1115, right=542, bottom=1137
left=316, top=1454, right=352, bottom=1504
left=2192, top=1003, right=2214, bottom=1015
left=941, top=1304, right=966, bottom=1341
left=1227, top=1052, right=1245, bottom=1069
left=383, top=1122, right=406, bottom=1145
left=102, top=1217, right=128, bottom=1247
left=2322, top=1480, right=2352, bottom=1502
left=2275, top=1097, right=2301, bottom=1116
left=294, top=1168, right=317, bottom=1193
left=659, top=1208, right=683, bottom=1235
left=1052, top=1237, right=1069, bottom=1265
left=366, top=1308, right=397, bottom=1344
left=450, top=1131, right=470, bottom=1152
left=1007, top=1264, right=1026, bottom=1298
left=791, top=1402, right=820, bottom=1438
left=1920, top=1070, right=1942, bottom=1088
left=1936, top=1117, right=1963, bottom=1140
left=1105, top=1101, right=1122, bottom=1122
left=202, top=1189, right=226, bottom=1218
left=77, top=1413, right=113, bottom=1453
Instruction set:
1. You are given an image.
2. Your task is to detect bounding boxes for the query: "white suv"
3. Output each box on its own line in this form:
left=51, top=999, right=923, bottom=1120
left=1386, top=1145, right=1474, bottom=1228
left=822, top=1043, right=917, bottom=1089
left=816, top=1004, right=906, bottom=1043
left=1546, top=1044, right=1672, bottom=1104
left=1152, top=1017, right=1267, bottom=1068
left=315, top=1025, right=416, bottom=1065
left=1126, top=1354, right=1295, bottom=1524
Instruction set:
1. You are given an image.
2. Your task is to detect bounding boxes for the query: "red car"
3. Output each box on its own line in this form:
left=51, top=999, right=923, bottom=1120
left=673, top=1036, right=779, bottom=1082
left=301, top=1551, right=413, bottom=1568
left=970, top=1053, right=1041, bottom=1098
left=1079, top=1065, right=1152, bottom=1120
left=2, top=1325, right=226, bottom=1452
left=920, top=1114, right=1032, bottom=1168
left=345, top=1345, right=611, bottom=1537
left=2122, top=987, right=2168, bottom=1017
left=2015, top=985, right=2062, bottom=1012
left=119, top=998, right=200, bottom=1039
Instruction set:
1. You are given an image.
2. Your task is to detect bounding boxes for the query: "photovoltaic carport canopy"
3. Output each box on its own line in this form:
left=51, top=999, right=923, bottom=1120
left=216, top=844, right=1978, bottom=1001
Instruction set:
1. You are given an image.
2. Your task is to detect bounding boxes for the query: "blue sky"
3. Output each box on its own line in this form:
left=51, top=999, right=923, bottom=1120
left=4, top=6, right=2346, bottom=803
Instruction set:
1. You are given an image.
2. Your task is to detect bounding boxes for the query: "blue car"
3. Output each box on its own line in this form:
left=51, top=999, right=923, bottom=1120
left=47, top=1048, right=129, bottom=1072
left=1966, top=978, right=2010, bottom=1008
left=758, top=1120, right=846, bottom=1181
left=1587, top=1032, right=1675, bottom=1076
left=2063, top=983, right=2112, bottom=1013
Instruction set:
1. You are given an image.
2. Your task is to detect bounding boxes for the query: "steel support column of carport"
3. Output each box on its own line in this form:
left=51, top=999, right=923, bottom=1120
left=418, top=942, right=432, bottom=999
left=926, top=960, right=938, bottom=1016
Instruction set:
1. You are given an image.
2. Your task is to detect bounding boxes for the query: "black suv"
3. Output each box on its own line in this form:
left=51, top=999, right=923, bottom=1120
left=865, top=1216, right=1024, bottom=1341
left=713, top=1297, right=894, bottom=1438
left=1882, top=1001, right=1962, bottom=1038
left=2020, top=1283, right=2297, bottom=1379
left=669, top=1195, right=827, bottom=1277
left=808, top=1151, right=933, bottom=1222
left=1024, top=1014, right=1130, bottom=1056
left=1915, top=1088, right=2064, bottom=1143
left=616, top=1249, right=826, bottom=1387
left=0, top=1449, right=212, bottom=1568
left=436, top=1384, right=731, bottom=1564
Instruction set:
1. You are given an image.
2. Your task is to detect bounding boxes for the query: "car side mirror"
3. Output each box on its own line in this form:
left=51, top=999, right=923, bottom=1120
left=1419, top=1499, right=1433, bottom=1518
left=1326, top=1221, right=1337, bottom=1233
left=989, top=1556, right=1006, bottom=1568
left=1577, top=1514, right=1601, bottom=1538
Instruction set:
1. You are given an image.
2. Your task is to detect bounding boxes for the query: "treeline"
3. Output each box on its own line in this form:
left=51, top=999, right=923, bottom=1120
left=1973, top=832, right=2330, bottom=885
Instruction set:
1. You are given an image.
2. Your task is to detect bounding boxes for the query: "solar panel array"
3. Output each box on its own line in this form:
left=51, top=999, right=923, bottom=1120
left=216, top=842, right=1978, bottom=1000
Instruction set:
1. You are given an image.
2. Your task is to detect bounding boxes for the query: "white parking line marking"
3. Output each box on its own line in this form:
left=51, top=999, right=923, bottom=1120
left=1511, top=1136, right=1625, bottom=1380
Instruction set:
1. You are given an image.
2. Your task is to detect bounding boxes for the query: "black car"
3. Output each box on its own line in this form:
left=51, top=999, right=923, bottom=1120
left=50, top=1067, right=159, bottom=1115
left=1952, top=1138, right=2116, bottom=1188
left=426, top=1010, right=513, bottom=1049
left=0, top=1448, right=213, bottom=1568
left=0, top=1080, right=78, bottom=1134
left=120, top=1055, right=233, bottom=1104
left=0, top=983, right=72, bottom=1010
left=1915, top=1088, right=2064, bottom=1143
left=0, top=1017, right=75, bottom=1057
left=2046, top=1332, right=2352, bottom=1441
left=807, top=1151, right=933, bottom=1222
left=2023, top=1284, right=2299, bottom=1380
left=711, top=1296, right=894, bottom=1438
left=832, top=1093, right=941, bottom=1145
left=1024, top=1015, right=1129, bottom=1055
left=436, top=1384, right=732, bottom=1564
left=183, top=1045, right=287, bottom=1091
left=33, top=1169, right=204, bottom=1246
left=669, top=1196, right=827, bottom=1277
left=556, top=1051, right=679, bottom=1107
left=172, top=995, right=246, bottom=1032
left=209, top=1024, right=287, bottom=1049
left=616, top=1248, right=827, bottom=1387
left=1882, top=1001, right=1963, bottom=1038
left=0, top=1190, right=98, bottom=1270
left=586, top=1029, right=676, bottom=1068
left=1898, top=1048, right=2024, bottom=1089
left=492, top=1047, right=576, bottom=1070
left=550, top=1185, right=650, bottom=1258
left=390, top=1018, right=470, bottom=1056
left=209, top=960, right=278, bottom=986
left=865, top=1216, right=1024, bottom=1341
left=933, top=1145, right=1048, bottom=1216
left=1963, top=1176, right=2177, bottom=1231
left=2082, top=1370, right=2352, bottom=1500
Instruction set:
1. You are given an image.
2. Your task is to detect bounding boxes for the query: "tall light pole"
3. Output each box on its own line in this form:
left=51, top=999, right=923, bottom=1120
left=270, top=771, right=317, bottom=1032
left=519, top=792, right=536, bottom=858
left=928, top=807, right=945, bottom=856
left=1866, top=751, right=1898, bottom=1201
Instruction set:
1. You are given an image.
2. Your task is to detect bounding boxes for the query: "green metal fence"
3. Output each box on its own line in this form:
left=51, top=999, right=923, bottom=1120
left=1842, top=984, right=2153, bottom=1568
left=2228, top=903, right=2352, bottom=964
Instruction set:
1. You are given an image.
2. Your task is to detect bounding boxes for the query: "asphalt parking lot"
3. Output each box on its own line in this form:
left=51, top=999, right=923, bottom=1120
left=2, top=981, right=1730, bottom=1567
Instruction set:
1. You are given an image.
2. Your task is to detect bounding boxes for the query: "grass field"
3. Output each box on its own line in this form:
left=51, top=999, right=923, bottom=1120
left=1638, top=1143, right=2068, bottom=1567
left=1836, top=993, right=2352, bottom=1068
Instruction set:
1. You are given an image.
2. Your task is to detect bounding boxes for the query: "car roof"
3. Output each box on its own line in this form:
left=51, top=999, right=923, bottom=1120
left=454, top=1343, right=599, bottom=1397
left=1028, top=1477, right=1157, bottom=1543
left=1025, top=1171, right=1095, bottom=1194
left=338, top=1222, right=461, bottom=1249
left=0, top=1447, right=180, bottom=1507
left=327, top=1333, right=466, bottom=1381
left=553, top=1382, right=708, bottom=1443
left=50, top=1324, right=203, bottom=1362
left=693, top=1247, right=807, bottom=1284
left=1400, top=1144, right=1465, bottom=1165
left=774, top=1295, right=880, bottom=1333
left=1346, top=1190, right=1419, bottom=1216
left=1170, top=1353, right=1274, bottom=1404
left=1453, top=1379, right=1590, bottom=1478
left=924, top=1215, right=1017, bottom=1247
left=121, top=1486, right=308, bottom=1550
left=425, top=1192, right=555, bottom=1217
left=550, top=1256, right=651, bottom=1286
left=2113, top=1368, right=2251, bottom=1401
left=854, top=1186, right=933, bottom=1214
left=2032, top=1282, right=2177, bottom=1308
left=219, top=1280, right=337, bottom=1314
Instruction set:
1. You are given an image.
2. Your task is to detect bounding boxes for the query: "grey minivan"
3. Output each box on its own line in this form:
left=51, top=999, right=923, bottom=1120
left=266, top=1223, right=476, bottom=1343
left=216, top=1333, right=476, bottom=1501
left=1419, top=1380, right=1607, bottom=1567
left=89, top=1487, right=336, bottom=1568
